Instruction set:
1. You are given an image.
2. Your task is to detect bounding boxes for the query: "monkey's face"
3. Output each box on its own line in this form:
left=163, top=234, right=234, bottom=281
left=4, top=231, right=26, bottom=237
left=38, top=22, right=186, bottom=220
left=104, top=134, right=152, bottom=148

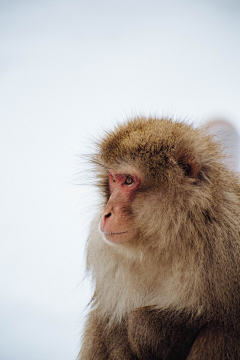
left=99, top=165, right=143, bottom=244
left=96, top=117, right=216, bottom=246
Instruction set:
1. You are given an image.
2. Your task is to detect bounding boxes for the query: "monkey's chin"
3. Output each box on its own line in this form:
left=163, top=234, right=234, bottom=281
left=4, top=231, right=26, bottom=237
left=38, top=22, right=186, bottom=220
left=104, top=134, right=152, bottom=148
left=101, top=231, right=130, bottom=244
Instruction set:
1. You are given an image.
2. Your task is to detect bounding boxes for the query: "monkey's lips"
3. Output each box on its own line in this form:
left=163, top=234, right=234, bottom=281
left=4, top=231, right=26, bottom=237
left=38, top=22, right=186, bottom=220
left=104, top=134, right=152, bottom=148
left=102, top=231, right=129, bottom=244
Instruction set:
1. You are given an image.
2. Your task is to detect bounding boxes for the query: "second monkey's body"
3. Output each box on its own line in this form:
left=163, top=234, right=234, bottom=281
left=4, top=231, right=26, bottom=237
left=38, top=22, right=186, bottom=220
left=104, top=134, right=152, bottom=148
left=79, top=117, right=240, bottom=360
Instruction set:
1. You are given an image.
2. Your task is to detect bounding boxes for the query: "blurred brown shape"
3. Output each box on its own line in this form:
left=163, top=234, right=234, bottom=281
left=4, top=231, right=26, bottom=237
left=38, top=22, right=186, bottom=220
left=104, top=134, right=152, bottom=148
left=205, top=119, right=240, bottom=172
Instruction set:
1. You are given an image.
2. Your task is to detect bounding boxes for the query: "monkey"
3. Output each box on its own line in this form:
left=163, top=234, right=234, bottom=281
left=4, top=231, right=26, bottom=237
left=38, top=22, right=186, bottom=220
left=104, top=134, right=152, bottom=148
left=78, top=117, right=240, bottom=360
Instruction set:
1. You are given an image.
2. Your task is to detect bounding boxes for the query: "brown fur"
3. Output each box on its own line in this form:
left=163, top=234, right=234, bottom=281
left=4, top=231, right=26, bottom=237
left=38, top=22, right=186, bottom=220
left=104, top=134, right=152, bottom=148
left=78, top=117, right=240, bottom=359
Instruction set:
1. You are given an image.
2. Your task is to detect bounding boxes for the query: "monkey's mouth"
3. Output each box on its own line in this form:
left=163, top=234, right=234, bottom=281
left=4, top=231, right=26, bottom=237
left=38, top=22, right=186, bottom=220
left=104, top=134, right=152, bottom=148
left=103, top=231, right=128, bottom=235
left=102, top=231, right=130, bottom=244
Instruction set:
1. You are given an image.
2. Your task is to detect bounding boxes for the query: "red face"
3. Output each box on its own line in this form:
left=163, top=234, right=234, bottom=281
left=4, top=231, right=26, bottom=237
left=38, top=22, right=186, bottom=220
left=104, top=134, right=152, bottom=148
left=99, top=167, right=142, bottom=244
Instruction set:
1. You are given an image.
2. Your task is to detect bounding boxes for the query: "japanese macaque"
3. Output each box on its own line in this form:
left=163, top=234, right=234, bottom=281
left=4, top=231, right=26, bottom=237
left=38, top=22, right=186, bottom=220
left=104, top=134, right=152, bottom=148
left=78, top=117, right=240, bottom=360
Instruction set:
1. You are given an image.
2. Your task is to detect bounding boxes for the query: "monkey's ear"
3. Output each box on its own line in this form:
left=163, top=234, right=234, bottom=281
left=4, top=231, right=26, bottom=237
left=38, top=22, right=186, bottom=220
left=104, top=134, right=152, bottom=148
left=175, top=149, right=201, bottom=178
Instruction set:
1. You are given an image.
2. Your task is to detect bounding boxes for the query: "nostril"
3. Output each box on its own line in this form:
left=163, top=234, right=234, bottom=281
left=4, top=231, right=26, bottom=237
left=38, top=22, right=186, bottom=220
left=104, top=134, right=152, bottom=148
left=105, top=213, right=111, bottom=218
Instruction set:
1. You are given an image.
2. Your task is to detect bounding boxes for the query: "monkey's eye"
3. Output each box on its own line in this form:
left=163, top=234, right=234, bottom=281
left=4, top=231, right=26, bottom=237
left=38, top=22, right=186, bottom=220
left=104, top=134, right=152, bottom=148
left=112, top=177, right=116, bottom=182
left=124, top=176, right=134, bottom=185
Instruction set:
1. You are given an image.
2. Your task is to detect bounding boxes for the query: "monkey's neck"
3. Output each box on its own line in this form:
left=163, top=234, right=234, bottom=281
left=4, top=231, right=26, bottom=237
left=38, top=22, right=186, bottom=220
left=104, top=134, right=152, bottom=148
left=88, top=231, right=204, bottom=323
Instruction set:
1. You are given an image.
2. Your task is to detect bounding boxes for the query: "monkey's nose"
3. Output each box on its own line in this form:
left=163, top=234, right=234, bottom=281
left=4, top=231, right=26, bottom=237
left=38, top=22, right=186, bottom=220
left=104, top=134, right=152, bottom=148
left=105, top=212, right=111, bottom=218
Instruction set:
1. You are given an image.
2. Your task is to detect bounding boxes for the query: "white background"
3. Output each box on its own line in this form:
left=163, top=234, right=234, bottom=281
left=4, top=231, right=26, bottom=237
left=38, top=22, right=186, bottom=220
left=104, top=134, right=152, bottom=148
left=0, top=1, right=240, bottom=359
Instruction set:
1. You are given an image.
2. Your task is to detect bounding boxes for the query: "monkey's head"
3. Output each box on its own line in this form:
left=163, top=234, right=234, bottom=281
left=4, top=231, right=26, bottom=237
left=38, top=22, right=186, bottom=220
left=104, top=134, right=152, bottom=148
left=93, top=117, right=224, bottom=246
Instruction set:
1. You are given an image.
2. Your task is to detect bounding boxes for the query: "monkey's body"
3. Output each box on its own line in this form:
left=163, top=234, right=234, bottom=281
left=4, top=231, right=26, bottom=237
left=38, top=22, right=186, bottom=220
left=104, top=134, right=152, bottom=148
left=78, top=118, right=240, bottom=360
